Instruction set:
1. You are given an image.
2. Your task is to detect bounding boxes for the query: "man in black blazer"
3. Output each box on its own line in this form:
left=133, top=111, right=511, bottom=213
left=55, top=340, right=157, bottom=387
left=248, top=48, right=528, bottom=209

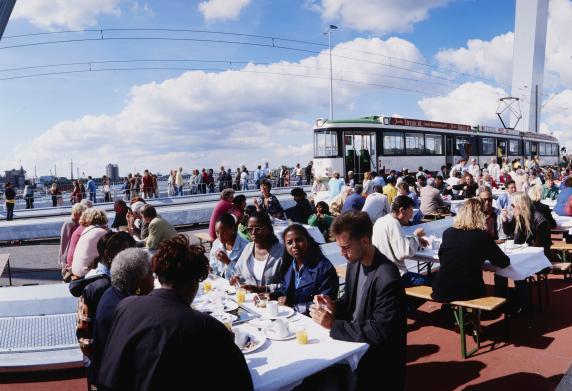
left=310, top=211, right=407, bottom=390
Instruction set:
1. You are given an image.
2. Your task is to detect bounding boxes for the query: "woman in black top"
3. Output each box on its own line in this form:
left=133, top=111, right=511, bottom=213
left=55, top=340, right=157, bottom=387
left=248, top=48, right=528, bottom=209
left=528, top=186, right=556, bottom=230
left=432, top=198, right=510, bottom=302
left=4, top=182, right=16, bottom=221
left=452, top=172, right=479, bottom=199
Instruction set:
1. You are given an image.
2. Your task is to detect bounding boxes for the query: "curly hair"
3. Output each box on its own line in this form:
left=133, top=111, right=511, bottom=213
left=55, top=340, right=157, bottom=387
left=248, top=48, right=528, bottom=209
left=79, top=208, right=108, bottom=227
left=151, top=235, right=209, bottom=287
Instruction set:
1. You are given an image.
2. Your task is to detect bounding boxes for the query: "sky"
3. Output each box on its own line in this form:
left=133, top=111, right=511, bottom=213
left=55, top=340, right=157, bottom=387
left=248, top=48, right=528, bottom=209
left=0, top=0, right=571, bottom=178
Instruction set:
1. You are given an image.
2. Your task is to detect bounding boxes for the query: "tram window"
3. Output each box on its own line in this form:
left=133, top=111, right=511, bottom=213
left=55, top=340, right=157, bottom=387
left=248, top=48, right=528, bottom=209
left=405, top=133, right=424, bottom=155
left=383, top=132, right=404, bottom=155
left=553, top=144, right=559, bottom=156
left=455, top=136, right=470, bottom=155
left=480, top=137, right=495, bottom=155
left=425, top=134, right=442, bottom=155
left=539, top=143, right=546, bottom=155
left=509, top=140, right=521, bottom=155
left=525, top=141, right=530, bottom=156
left=314, top=131, right=338, bottom=157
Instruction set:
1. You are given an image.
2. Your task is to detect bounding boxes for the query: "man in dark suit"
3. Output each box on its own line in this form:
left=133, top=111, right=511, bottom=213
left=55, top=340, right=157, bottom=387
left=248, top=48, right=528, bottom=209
left=310, top=211, right=406, bottom=390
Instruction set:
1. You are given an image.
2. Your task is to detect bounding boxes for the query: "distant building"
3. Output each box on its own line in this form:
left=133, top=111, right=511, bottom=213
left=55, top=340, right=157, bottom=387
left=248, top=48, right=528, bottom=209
left=106, top=164, right=120, bottom=181
left=5, top=166, right=26, bottom=188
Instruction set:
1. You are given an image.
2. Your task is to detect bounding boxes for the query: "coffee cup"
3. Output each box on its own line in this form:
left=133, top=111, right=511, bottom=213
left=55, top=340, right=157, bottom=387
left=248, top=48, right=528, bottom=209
left=268, top=318, right=289, bottom=338
left=505, top=240, right=514, bottom=250
left=267, top=300, right=279, bottom=317
left=234, top=329, right=248, bottom=348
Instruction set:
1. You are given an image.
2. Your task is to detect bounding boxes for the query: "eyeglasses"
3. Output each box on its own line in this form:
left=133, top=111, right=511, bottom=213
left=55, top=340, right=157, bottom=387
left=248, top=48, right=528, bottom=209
left=247, top=226, right=263, bottom=234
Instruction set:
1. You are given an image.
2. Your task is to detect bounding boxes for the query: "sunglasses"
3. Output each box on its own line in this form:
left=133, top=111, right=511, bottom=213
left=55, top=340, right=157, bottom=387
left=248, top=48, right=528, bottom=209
left=247, top=226, right=263, bottom=233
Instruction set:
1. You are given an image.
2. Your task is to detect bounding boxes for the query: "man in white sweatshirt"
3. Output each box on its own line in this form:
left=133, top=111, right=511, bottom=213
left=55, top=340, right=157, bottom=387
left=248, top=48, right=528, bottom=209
left=372, top=195, right=429, bottom=287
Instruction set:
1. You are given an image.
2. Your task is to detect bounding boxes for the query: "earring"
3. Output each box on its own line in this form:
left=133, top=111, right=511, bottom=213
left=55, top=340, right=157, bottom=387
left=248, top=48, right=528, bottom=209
left=136, top=288, right=141, bottom=295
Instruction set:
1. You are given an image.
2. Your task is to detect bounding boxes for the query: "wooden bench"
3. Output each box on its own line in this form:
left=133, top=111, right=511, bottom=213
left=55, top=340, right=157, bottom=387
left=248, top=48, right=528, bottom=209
left=334, top=265, right=346, bottom=279
left=405, top=285, right=507, bottom=359
left=193, top=232, right=214, bottom=248
left=0, top=253, right=12, bottom=286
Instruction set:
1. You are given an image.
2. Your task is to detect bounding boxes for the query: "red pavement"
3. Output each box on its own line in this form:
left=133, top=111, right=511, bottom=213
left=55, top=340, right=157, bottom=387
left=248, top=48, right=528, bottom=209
left=2, top=273, right=571, bottom=390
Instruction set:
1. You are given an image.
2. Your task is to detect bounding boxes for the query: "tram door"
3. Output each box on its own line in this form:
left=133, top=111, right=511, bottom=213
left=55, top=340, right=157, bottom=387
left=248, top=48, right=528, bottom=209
left=343, top=131, right=377, bottom=182
left=531, top=142, right=539, bottom=158
left=497, top=140, right=507, bottom=164
left=445, top=136, right=454, bottom=166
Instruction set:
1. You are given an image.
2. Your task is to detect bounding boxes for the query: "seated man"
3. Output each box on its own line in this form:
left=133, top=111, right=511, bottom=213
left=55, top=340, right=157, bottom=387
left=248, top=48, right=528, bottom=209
left=141, top=204, right=178, bottom=250
left=397, top=181, right=420, bottom=208
left=284, top=187, right=313, bottom=224
left=361, top=185, right=389, bottom=222
left=372, top=195, right=429, bottom=287
left=310, top=211, right=406, bottom=391
left=419, top=178, right=446, bottom=215
left=341, top=184, right=365, bottom=212
left=497, top=179, right=516, bottom=210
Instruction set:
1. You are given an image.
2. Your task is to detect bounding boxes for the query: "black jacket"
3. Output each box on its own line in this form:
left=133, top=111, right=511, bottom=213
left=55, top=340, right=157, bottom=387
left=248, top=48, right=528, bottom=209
left=502, top=209, right=552, bottom=260
left=330, top=248, right=406, bottom=391
left=98, top=289, right=253, bottom=391
left=284, top=199, right=314, bottom=224
left=533, top=201, right=556, bottom=229
left=432, top=228, right=510, bottom=302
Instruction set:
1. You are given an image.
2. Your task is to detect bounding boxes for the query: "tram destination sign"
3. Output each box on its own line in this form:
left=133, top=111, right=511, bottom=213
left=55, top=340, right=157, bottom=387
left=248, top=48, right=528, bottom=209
left=387, top=117, right=471, bottom=132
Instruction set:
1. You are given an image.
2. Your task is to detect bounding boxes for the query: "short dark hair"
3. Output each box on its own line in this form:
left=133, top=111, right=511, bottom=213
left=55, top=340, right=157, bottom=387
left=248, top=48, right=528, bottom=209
left=152, top=235, right=209, bottom=287
left=216, top=212, right=237, bottom=228
left=260, top=179, right=272, bottom=189
left=315, top=201, right=330, bottom=214
left=391, top=195, right=415, bottom=214
left=505, top=179, right=516, bottom=187
left=397, top=182, right=409, bottom=192
left=291, top=187, right=306, bottom=198
left=353, top=184, right=363, bottom=194
left=141, top=204, right=157, bottom=219
left=373, top=185, right=383, bottom=193
left=102, top=231, right=136, bottom=268
left=387, top=176, right=396, bottom=184
left=330, top=211, right=373, bottom=241
left=565, top=177, right=572, bottom=188
left=232, top=194, right=246, bottom=207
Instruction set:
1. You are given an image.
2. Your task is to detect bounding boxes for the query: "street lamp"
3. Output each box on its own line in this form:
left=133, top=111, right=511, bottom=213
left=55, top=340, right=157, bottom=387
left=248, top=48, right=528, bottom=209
left=324, top=24, right=338, bottom=120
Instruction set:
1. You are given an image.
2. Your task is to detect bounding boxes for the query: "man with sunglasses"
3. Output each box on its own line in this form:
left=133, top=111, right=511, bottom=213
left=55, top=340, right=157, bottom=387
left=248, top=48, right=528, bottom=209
left=478, top=187, right=504, bottom=242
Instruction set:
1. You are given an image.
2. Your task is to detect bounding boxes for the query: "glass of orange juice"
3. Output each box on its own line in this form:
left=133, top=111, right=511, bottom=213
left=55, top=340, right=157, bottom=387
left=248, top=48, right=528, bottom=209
left=203, top=279, right=212, bottom=293
left=236, top=288, right=246, bottom=304
left=295, top=327, right=308, bottom=345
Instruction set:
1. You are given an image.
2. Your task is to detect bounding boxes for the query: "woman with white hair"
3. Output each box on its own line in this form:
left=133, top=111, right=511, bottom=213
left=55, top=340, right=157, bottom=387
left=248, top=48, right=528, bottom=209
left=72, top=208, right=109, bottom=278
left=91, top=248, right=154, bottom=388
left=59, top=202, right=88, bottom=279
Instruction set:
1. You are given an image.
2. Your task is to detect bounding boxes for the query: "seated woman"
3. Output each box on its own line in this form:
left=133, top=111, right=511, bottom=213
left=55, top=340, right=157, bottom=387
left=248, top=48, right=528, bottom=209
left=110, top=200, right=128, bottom=230
left=451, top=173, right=479, bottom=199
left=308, top=201, right=333, bottom=241
left=91, top=248, right=154, bottom=387
left=72, top=208, right=109, bottom=278
left=98, top=236, right=253, bottom=390
left=528, top=186, right=556, bottom=229
left=237, top=205, right=257, bottom=242
left=432, top=198, right=510, bottom=303
left=230, top=211, right=284, bottom=293
left=229, top=194, right=246, bottom=223
left=209, top=213, right=249, bottom=279
left=554, top=177, right=572, bottom=216
left=271, top=224, right=338, bottom=314
left=253, top=179, right=285, bottom=219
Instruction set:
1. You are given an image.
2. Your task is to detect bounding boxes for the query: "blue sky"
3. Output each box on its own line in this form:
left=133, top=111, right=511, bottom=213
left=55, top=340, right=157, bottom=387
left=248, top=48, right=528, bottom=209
left=1, top=0, right=570, bottom=177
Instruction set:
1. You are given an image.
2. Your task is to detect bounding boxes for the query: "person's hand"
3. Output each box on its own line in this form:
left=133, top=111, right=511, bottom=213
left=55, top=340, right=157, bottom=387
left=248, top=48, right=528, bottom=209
left=242, top=284, right=266, bottom=293
left=501, top=209, right=509, bottom=221
left=277, top=296, right=287, bottom=305
left=310, top=305, right=335, bottom=330
left=413, top=228, right=426, bottom=238
left=215, top=250, right=231, bottom=265
left=419, top=237, right=429, bottom=248
left=229, top=276, right=240, bottom=286
left=253, top=197, right=259, bottom=206
left=313, top=294, right=336, bottom=313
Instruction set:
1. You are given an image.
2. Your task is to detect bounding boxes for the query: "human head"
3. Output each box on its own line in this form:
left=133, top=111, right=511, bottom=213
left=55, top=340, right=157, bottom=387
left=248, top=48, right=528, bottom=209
left=505, top=180, right=516, bottom=193
left=80, top=199, right=93, bottom=208
left=491, top=157, right=496, bottom=163
left=471, top=158, right=477, bottom=165
left=221, top=188, right=235, bottom=202
left=435, top=176, right=443, bottom=188
left=565, top=177, right=572, bottom=188
left=333, top=171, right=340, bottom=179
left=95, top=231, right=115, bottom=270
left=353, top=184, right=363, bottom=195
left=152, top=235, right=209, bottom=304
left=315, top=201, right=330, bottom=215
left=242, top=204, right=257, bottom=225
left=114, top=200, right=128, bottom=215
left=363, top=172, right=372, bottom=180
left=330, top=211, right=373, bottom=263
left=215, top=213, right=238, bottom=245
left=111, top=248, right=153, bottom=295
left=291, top=187, right=307, bottom=202
left=427, top=178, right=436, bottom=188
left=510, top=192, right=533, bottom=237
left=79, top=208, right=108, bottom=227
left=260, top=179, right=272, bottom=197
left=391, top=195, right=415, bottom=225
left=373, top=185, right=383, bottom=194
left=282, top=224, right=323, bottom=264
left=453, top=199, right=485, bottom=230
left=232, top=194, right=246, bottom=209
left=247, top=211, right=278, bottom=245
left=71, top=202, right=88, bottom=222
left=101, top=231, right=136, bottom=268
left=528, top=185, right=542, bottom=203
left=397, top=182, right=409, bottom=196
left=477, top=187, right=493, bottom=213
left=141, top=204, right=158, bottom=224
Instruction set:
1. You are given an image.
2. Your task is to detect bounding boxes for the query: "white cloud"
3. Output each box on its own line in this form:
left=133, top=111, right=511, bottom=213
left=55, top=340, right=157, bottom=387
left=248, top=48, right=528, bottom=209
left=418, top=82, right=507, bottom=125
left=540, top=89, right=572, bottom=150
left=198, top=0, right=252, bottom=22
left=309, top=0, right=451, bottom=34
left=12, top=0, right=121, bottom=30
left=3, top=37, right=427, bottom=176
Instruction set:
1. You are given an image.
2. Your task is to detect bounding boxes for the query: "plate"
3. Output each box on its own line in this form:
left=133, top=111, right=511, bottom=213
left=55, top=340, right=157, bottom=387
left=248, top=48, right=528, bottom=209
left=211, top=312, right=238, bottom=324
left=193, top=299, right=239, bottom=313
left=260, top=305, right=295, bottom=320
left=265, top=328, right=295, bottom=341
left=234, top=328, right=267, bottom=354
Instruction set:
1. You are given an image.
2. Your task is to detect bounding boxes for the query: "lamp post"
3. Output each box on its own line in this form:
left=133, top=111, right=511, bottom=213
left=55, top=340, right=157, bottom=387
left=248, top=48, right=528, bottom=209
left=324, top=25, right=338, bottom=120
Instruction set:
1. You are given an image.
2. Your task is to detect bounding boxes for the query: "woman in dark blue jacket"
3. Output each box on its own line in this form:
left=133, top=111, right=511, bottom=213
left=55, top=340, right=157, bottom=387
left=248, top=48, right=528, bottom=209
left=271, top=224, right=338, bottom=314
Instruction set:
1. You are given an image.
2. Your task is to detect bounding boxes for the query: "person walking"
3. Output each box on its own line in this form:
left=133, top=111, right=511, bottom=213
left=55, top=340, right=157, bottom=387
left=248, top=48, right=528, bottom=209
left=87, top=176, right=97, bottom=203
left=23, top=180, right=34, bottom=209
left=102, top=176, right=111, bottom=203
left=50, top=183, right=61, bottom=207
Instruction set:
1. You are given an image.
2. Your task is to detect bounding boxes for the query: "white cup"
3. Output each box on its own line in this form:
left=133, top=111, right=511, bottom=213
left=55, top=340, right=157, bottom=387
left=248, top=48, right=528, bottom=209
left=506, top=240, right=514, bottom=250
left=267, top=300, right=279, bottom=317
left=268, top=318, right=289, bottom=338
left=234, top=329, right=248, bottom=348
left=431, top=240, right=441, bottom=250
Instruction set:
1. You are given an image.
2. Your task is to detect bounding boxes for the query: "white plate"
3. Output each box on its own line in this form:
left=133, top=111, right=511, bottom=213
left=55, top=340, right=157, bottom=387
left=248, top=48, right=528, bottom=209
left=265, top=328, right=295, bottom=341
left=235, top=328, right=267, bottom=354
left=260, top=305, right=295, bottom=320
left=211, top=312, right=238, bottom=324
left=193, top=299, right=239, bottom=313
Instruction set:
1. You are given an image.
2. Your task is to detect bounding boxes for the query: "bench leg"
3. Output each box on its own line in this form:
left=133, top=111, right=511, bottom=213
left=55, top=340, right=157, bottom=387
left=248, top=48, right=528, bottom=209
left=7, top=260, right=11, bottom=286
left=453, top=306, right=480, bottom=359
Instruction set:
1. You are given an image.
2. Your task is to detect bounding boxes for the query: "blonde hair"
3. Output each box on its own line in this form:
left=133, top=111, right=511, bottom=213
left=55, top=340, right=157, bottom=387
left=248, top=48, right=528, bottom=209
left=528, top=186, right=542, bottom=202
left=71, top=203, right=87, bottom=217
left=79, top=208, right=108, bottom=227
left=363, top=171, right=372, bottom=180
left=453, top=198, right=486, bottom=230
left=511, top=192, right=533, bottom=238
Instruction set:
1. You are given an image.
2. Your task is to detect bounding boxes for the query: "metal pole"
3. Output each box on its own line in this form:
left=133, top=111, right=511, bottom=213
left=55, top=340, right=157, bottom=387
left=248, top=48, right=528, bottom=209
left=328, top=30, right=334, bottom=120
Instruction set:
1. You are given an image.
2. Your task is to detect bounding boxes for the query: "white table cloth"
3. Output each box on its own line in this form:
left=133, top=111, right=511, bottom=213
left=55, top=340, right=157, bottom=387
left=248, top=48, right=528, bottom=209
left=553, top=213, right=572, bottom=235
left=274, top=223, right=325, bottom=244
left=542, top=199, right=556, bottom=209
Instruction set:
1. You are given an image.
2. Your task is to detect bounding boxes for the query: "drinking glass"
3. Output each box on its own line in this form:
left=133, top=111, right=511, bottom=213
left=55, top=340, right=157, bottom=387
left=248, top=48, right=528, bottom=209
left=295, top=327, right=308, bottom=345
left=236, top=288, right=246, bottom=304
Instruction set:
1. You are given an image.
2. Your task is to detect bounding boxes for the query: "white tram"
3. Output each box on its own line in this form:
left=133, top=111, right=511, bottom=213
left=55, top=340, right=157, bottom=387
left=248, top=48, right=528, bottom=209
left=313, top=116, right=560, bottom=178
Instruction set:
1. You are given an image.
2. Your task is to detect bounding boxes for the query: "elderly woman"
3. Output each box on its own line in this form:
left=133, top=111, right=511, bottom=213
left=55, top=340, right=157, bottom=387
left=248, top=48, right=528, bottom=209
left=91, top=248, right=154, bottom=388
left=60, top=203, right=88, bottom=279
left=271, top=224, right=338, bottom=314
left=98, top=236, right=253, bottom=390
left=329, top=186, right=351, bottom=216
left=72, top=208, right=109, bottom=278
left=208, top=188, right=235, bottom=240
left=328, top=171, right=345, bottom=198
left=230, top=211, right=284, bottom=293
left=432, top=198, right=510, bottom=302
left=209, top=213, right=249, bottom=279
left=253, top=179, right=285, bottom=219
left=66, top=204, right=99, bottom=277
